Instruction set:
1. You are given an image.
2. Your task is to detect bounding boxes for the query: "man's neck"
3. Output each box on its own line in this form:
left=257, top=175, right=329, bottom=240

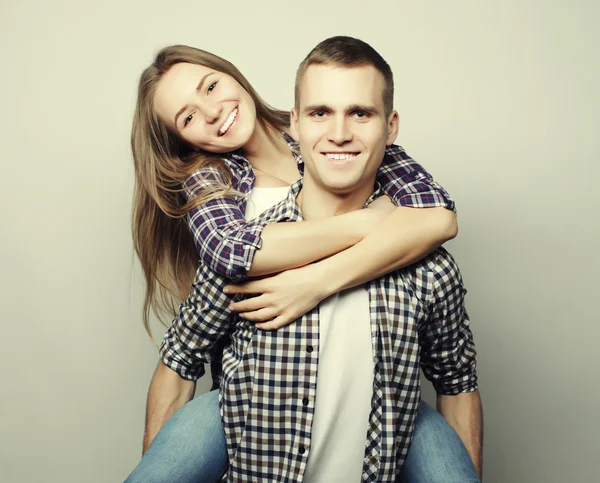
left=297, top=174, right=375, bottom=221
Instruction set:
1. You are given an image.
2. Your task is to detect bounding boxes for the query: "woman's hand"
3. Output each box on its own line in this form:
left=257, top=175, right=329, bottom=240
left=224, top=263, right=331, bottom=331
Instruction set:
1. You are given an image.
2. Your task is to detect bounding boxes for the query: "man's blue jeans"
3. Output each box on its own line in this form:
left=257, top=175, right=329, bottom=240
left=126, top=390, right=479, bottom=482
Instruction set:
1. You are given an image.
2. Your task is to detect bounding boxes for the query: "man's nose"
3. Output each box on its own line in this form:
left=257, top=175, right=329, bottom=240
left=327, top=116, right=352, bottom=145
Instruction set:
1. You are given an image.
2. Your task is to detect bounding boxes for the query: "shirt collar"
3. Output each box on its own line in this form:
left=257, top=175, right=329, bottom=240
left=271, top=178, right=384, bottom=225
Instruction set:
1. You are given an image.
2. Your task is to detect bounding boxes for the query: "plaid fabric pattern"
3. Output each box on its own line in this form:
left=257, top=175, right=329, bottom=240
left=183, top=134, right=455, bottom=280
left=161, top=180, right=476, bottom=482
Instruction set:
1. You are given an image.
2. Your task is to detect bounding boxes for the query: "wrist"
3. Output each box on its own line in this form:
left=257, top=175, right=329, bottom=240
left=311, top=256, right=347, bottom=297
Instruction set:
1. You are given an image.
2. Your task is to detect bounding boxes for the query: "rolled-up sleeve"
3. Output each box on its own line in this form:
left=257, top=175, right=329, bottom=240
left=420, top=252, right=478, bottom=395
left=159, top=264, right=233, bottom=381
left=184, top=168, right=268, bottom=281
left=376, top=145, right=456, bottom=212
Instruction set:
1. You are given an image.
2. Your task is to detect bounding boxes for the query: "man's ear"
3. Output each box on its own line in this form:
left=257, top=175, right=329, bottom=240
left=386, top=110, right=399, bottom=145
left=290, top=107, right=300, bottom=141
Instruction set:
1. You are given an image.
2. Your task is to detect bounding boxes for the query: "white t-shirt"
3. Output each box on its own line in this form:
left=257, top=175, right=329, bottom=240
left=243, top=186, right=290, bottom=222
left=245, top=187, right=374, bottom=482
left=303, top=288, right=374, bottom=483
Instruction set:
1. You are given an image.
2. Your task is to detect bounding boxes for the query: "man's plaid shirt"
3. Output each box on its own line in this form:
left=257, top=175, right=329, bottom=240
left=160, top=180, right=478, bottom=482
left=182, top=133, right=455, bottom=280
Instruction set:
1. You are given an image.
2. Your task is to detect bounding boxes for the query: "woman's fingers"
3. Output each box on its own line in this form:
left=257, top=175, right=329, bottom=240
left=229, top=295, right=268, bottom=313
left=239, top=308, right=279, bottom=322
left=256, top=315, right=292, bottom=331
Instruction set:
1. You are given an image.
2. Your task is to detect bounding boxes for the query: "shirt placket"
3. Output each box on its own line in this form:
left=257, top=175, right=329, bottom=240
left=290, top=307, right=320, bottom=480
left=362, top=283, right=383, bottom=481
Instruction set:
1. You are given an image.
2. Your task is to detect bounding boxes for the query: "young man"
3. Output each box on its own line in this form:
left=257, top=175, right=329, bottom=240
left=147, top=37, right=482, bottom=482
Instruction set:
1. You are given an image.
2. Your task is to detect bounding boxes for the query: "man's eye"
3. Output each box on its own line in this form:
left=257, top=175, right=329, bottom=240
left=355, top=111, right=368, bottom=118
left=184, top=112, right=195, bottom=127
left=207, top=81, right=217, bottom=93
left=312, top=111, right=325, bottom=118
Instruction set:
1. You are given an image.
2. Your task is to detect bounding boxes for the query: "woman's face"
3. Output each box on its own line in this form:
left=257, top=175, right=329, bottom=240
left=153, top=62, right=257, bottom=153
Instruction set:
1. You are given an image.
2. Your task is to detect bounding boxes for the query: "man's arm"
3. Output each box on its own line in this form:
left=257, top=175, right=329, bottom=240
left=144, top=263, right=235, bottom=453
left=419, top=250, right=482, bottom=476
left=142, top=361, right=196, bottom=455
left=438, top=390, right=483, bottom=479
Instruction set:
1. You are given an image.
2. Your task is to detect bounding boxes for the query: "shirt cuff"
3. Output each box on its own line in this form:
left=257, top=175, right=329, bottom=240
left=219, top=219, right=269, bottom=281
left=432, top=376, right=478, bottom=395
left=384, top=171, right=456, bottom=212
left=159, top=335, right=206, bottom=382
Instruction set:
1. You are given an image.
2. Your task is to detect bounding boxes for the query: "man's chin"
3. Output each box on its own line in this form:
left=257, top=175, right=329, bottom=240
left=321, top=180, right=359, bottom=194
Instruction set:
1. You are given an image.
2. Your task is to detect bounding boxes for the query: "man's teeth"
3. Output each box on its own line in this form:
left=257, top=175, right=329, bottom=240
left=219, top=108, right=238, bottom=135
left=326, top=153, right=356, bottom=160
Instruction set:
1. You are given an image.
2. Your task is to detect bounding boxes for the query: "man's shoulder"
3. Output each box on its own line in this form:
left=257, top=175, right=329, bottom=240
left=393, top=248, right=463, bottom=299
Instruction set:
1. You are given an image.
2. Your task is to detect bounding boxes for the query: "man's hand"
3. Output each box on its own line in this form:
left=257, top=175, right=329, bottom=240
left=438, top=390, right=484, bottom=479
left=143, top=361, right=196, bottom=454
left=224, top=263, right=329, bottom=330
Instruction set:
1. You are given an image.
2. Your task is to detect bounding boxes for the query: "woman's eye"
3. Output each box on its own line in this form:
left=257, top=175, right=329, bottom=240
left=207, top=81, right=217, bottom=93
left=184, top=112, right=195, bottom=127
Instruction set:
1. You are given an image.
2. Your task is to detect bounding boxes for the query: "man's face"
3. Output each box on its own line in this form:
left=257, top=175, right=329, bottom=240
left=291, top=64, right=398, bottom=196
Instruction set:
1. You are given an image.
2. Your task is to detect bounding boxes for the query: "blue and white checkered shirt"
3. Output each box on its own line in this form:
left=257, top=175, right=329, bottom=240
left=183, top=134, right=455, bottom=280
left=161, top=180, right=477, bottom=482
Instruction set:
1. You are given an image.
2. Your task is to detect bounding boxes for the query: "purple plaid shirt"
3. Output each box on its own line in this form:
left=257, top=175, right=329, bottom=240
left=161, top=180, right=477, bottom=482
left=183, top=133, right=455, bottom=280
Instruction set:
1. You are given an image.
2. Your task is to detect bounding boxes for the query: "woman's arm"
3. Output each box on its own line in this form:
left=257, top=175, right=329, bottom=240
left=190, top=146, right=452, bottom=284
left=186, top=169, right=390, bottom=280
left=314, top=205, right=457, bottom=296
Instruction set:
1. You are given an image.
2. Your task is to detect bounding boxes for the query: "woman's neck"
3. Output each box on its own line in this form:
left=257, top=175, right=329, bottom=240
left=242, top=123, right=299, bottom=185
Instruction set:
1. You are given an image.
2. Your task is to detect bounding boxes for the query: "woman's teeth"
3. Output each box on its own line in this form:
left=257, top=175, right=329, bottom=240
left=219, top=108, right=238, bottom=136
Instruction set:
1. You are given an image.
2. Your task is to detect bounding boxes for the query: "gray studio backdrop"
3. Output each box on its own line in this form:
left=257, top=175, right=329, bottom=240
left=1, top=1, right=597, bottom=481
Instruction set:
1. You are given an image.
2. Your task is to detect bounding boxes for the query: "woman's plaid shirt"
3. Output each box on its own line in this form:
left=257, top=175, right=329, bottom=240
left=160, top=181, right=478, bottom=482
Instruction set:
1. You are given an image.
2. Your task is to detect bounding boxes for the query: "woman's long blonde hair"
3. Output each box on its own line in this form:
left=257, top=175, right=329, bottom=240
left=131, top=45, right=289, bottom=338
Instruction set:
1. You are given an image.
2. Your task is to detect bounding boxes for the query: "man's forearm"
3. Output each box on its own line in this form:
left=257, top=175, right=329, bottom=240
left=143, top=360, right=196, bottom=455
left=438, top=390, right=483, bottom=479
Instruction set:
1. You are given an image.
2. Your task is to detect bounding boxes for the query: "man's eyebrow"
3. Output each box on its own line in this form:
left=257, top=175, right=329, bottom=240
left=347, top=104, right=380, bottom=115
left=173, top=72, right=213, bottom=127
left=301, top=104, right=381, bottom=115
left=302, top=104, right=331, bottom=114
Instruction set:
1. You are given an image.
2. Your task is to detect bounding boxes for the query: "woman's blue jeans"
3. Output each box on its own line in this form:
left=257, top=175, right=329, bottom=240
left=125, top=389, right=479, bottom=482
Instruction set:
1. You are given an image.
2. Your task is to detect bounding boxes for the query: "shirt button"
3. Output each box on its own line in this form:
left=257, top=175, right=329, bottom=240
left=302, top=398, right=309, bottom=406
left=299, top=447, right=306, bottom=455
left=307, top=346, right=314, bottom=353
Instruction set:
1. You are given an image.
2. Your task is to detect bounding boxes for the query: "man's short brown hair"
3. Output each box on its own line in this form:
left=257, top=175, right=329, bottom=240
left=295, top=36, right=394, bottom=116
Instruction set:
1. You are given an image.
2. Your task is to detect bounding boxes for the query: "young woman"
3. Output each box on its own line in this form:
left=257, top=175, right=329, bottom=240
left=126, top=44, right=478, bottom=482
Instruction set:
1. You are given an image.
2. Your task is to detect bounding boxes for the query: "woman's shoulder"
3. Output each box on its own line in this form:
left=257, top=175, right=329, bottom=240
left=181, top=156, right=244, bottom=202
